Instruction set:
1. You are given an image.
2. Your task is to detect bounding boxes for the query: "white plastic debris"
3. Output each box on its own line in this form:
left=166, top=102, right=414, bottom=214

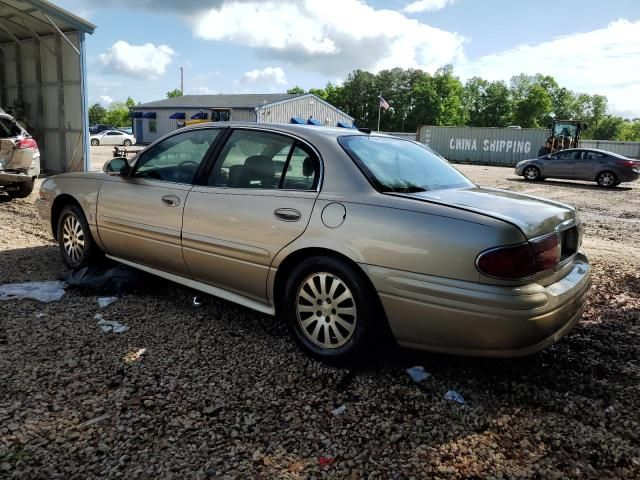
left=94, top=313, right=128, bottom=333
left=406, top=366, right=431, bottom=383
left=0, top=281, right=66, bottom=303
left=123, top=348, right=147, bottom=364
left=35, top=312, right=48, bottom=318
left=444, top=390, right=465, bottom=405
left=331, top=405, right=346, bottom=416
left=98, top=296, right=118, bottom=308
left=192, top=295, right=203, bottom=307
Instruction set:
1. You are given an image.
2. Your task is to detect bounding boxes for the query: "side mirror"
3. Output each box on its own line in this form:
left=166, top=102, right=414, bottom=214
left=103, top=157, right=130, bottom=176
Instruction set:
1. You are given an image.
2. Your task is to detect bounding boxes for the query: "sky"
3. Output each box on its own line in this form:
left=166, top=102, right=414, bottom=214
left=56, top=0, right=640, bottom=118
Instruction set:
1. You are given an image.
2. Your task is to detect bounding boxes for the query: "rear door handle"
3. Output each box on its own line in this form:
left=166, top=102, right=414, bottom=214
left=161, top=195, right=180, bottom=207
left=274, top=208, right=301, bottom=222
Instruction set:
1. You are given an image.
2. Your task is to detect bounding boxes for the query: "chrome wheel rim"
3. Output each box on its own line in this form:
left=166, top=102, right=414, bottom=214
left=62, top=214, right=85, bottom=264
left=296, top=272, right=357, bottom=349
left=599, top=172, right=615, bottom=186
left=524, top=167, right=538, bottom=180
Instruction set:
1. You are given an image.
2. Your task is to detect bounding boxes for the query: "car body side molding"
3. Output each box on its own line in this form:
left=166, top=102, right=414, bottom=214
left=106, top=254, right=276, bottom=316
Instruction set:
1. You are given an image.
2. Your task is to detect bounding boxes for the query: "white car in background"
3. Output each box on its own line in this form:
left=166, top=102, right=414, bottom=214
left=90, top=130, right=136, bottom=146
left=0, top=109, right=40, bottom=199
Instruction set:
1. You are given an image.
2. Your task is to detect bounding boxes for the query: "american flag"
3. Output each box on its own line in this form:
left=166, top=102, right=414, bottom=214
left=379, top=96, right=390, bottom=111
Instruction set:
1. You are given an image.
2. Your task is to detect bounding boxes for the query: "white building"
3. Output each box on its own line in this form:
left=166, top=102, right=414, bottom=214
left=130, top=93, right=355, bottom=144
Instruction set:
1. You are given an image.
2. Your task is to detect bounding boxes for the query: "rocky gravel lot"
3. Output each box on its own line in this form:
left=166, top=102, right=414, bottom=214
left=1, top=166, right=639, bottom=479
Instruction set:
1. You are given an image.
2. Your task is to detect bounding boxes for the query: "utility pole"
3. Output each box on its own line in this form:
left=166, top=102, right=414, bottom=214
left=180, top=67, right=184, bottom=94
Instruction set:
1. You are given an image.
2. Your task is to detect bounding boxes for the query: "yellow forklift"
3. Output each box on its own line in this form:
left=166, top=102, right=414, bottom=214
left=538, top=120, right=587, bottom=157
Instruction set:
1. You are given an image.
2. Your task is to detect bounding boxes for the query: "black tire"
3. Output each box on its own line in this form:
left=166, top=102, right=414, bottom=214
left=596, top=171, right=618, bottom=188
left=123, top=139, right=132, bottom=146
left=523, top=165, right=541, bottom=181
left=283, top=256, right=382, bottom=363
left=7, top=181, right=34, bottom=199
left=56, top=204, right=102, bottom=269
left=91, top=138, right=99, bottom=146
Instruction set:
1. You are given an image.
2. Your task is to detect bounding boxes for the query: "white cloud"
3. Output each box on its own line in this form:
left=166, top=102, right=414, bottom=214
left=235, top=66, right=287, bottom=92
left=403, top=0, right=456, bottom=13
left=459, top=19, right=640, bottom=117
left=192, top=0, right=465, bottom=75
left=98, top=41, right=176, bottom=80
left=98, top=95, right=113, bottom=105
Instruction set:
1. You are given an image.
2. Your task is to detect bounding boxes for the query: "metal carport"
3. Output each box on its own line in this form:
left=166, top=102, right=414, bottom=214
left=0, top=0, right=95, bottom=173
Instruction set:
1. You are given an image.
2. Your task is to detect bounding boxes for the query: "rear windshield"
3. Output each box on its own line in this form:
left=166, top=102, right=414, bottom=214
left=338, top=135, right=473, bottom=192
left=0, top=118, right=21, bottom=138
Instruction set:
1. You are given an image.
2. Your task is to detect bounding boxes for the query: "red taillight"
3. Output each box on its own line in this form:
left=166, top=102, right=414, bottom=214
left=16, top=138, right=38, bottom=149
left=619, top=160, right=639, bottom=168
left=477, top=235, right=559, bottom=280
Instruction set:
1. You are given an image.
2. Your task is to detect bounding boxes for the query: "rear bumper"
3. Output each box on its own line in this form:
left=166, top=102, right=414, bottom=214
left=361, top=253, right=591, bottom=357
left=0, top=167, right=38, bottom=185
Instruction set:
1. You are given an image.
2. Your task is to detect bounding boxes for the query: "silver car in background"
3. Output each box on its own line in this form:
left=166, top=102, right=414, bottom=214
left=516, top=148, right=640, bottom=187
left=36, top=123, right=591, bottom=362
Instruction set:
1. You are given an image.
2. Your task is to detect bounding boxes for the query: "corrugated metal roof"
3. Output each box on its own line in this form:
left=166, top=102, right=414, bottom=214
left=0, top=0, right=96, bottom=41
left=133, top=94, right=304, bottom=110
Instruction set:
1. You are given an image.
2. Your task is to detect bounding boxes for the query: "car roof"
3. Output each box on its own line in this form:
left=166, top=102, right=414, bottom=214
left=556, top=147, right=628, bottom=159
left=179, top=121, right=396, bottom=144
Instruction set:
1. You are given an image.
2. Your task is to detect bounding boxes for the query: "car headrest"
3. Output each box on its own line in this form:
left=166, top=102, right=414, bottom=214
left=244, top=155, right=274, bottom=187
left=302, top=157, right=315, bottom=177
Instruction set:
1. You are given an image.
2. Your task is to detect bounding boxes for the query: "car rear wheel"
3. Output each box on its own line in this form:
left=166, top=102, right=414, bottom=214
left=56, top=204, right=102, bottom=269
left=523, top=166, right=541, bottom=181
left=91, top=139, right=99, bottom=146
left=596, top=171, right=618, bottom=188
left=284, top=256, right=378, bottom=363
left=7, top=181, right=34, bottom=199
left=123, top=139, right=132, bottom=146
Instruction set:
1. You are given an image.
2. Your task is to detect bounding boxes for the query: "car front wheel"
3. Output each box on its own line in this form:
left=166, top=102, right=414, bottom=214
left=91, top=139, right=99, bottom=146
left=56, top=204, right=102, bottom=268
left=284, top=256, right=378, bottom=362
left=523, top=166, right=541, bottom=181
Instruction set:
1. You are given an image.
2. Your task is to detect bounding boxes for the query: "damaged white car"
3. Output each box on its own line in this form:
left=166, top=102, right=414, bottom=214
left=0, top=109, right=40, bottom=199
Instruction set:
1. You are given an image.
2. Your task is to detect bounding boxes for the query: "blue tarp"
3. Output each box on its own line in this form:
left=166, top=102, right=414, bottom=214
left=290, top=117, right=306, bottom=124
left=169, top=112, right=185, bottom=119
left=142, top=112, right=156, bottom=119
left=191, top=112, right=207, bottom=119
left=337, top=121, right=356, bottom=128
left=131, top=111, right=143, bottom=118
left=307, top=118, right=322, bottom=126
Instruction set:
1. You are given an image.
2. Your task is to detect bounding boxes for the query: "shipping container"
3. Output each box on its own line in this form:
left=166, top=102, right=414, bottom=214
left=418, top=126, right=548, bottom=166
left=579, top=139, right=640, bottom=159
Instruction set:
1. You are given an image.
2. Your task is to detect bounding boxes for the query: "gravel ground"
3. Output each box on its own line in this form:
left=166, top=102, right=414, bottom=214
left=1, top=165, right=639, bottom=479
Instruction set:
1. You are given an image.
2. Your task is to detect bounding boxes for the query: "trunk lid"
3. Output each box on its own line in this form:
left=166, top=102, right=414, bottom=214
left=397, top=187, right=576, bottom=239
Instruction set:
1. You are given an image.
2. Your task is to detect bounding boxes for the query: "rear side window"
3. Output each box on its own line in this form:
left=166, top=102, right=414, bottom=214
left=207, top=129, right=319, bottom=190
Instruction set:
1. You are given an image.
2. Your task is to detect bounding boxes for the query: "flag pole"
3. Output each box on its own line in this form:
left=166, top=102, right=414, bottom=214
left=377, top=104, right=381, bottom=132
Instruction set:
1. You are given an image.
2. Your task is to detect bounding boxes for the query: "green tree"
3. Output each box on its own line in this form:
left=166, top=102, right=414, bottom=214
left=287, top=86, right=305, bottom=94
left=104, top=102, right=131, bottom=127
left=88, top=103, right=107, bottom=125
left=166, top=88, right=183, bottom=98
left=588, top=115, right=625, bottom=140
left=618, top=119, right=640, bottom=141
left=308, top=88, right=327, bottom=100
left=125, top=96, right=136, bottom=108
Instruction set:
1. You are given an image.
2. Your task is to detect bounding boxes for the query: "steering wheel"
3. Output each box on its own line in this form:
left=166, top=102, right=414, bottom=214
left=177, top=160, right=200, bottom=168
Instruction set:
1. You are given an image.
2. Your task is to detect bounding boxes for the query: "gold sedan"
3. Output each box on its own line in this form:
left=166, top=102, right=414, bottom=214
left=36, top=123, right=591, bottom=362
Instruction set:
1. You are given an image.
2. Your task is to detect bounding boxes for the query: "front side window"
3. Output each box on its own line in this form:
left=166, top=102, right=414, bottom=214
left=339, top=135, right=473, bottom=192
left=107, top=131, right=122, bottom=136
left=208, top=129, right=318, bottom=189
left=133, top=129, right=220, bottom=184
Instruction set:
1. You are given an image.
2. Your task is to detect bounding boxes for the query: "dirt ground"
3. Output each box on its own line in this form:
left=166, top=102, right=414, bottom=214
left=0, top=163, right=638, bottom=479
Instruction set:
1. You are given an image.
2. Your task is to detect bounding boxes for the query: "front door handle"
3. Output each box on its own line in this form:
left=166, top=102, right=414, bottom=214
left=274, top=208, right=301, bottom=222
left=161, top=195, right=180, bottom=207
